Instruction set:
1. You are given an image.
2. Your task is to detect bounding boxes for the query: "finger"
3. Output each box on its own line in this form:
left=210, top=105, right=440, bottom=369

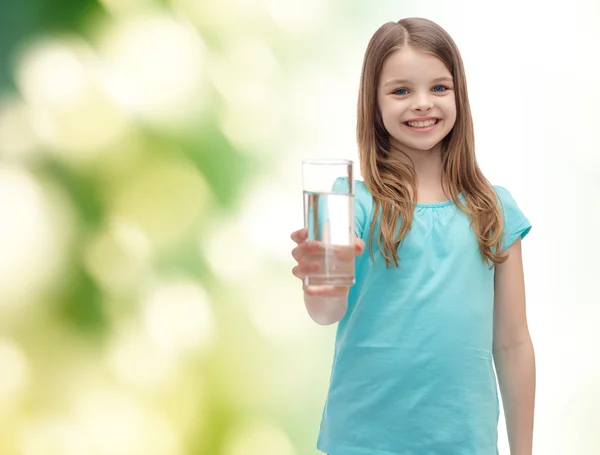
left=292, top=265, right=305, bottom=280
left=292, top=262, right=320, bottom=280
left=290, top=228, right=308, bottom=245
left=292, top=241, right=322, bottom=262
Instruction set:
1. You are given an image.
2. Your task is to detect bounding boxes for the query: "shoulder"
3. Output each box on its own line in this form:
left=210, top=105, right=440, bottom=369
left=491, top=185, right=532, bottom=249
left=355, top=179, right=371, bottom=197
left=491, top=185, right=526, bottom=216
left=332, top=178, right=374, bottom=237
left=333, top=178, right=373, bottom=203
left=354, top=180, right=375, bottom=210
left=492, top=185, right=515, bottom=204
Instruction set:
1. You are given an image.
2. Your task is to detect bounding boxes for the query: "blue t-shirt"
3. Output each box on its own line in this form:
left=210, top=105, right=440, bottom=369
left=317, top=180, right=532, bottom=455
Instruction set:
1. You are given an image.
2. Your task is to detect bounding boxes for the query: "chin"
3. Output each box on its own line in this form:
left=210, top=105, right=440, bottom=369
left=397, top=138, right=442, bottom=152
left=411, top=142, right=438, bottom=151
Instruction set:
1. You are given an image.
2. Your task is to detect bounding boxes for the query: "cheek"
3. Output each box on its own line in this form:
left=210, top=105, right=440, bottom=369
left=379, top=101, right=405, bottom=130
left=441, top=98, right=457, bottom=127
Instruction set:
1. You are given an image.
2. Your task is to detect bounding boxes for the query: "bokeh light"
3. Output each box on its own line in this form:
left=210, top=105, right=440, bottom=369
left=142, top=279, right=215, bottom=356
left=83, top=219, right=153, bottom=296
left=0, top=96, right=38, bottom=161
left=99, top=12, right=207, bottom=130
left=0, top=166, right=72, bottom=309
left=16, top=37, right=131, bottom=162
left=212, top=35, right=282, bottom=153
left=106, top=321, right=177, bottom=390
left=105, top=159, right=211, bottom=250
left=71, top=388, right=180, bottom=455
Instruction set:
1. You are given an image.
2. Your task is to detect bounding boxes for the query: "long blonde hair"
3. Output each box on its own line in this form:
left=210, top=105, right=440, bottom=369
left=357, top=18, right=506, bottom=268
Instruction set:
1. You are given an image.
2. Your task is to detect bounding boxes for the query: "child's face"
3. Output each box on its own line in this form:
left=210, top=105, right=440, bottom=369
left=377, top=46, right=457, bottom=153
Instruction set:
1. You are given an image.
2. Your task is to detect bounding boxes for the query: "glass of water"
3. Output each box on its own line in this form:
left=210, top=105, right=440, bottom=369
left=302, top=159, right=355, bottom=287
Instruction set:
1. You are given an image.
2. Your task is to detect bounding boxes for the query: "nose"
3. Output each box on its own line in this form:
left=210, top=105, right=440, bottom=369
left=413, top=92, right=433, bottom=112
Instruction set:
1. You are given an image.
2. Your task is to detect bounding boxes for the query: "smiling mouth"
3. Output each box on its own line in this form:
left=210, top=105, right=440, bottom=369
left=403, top=119, right=440, bottom=128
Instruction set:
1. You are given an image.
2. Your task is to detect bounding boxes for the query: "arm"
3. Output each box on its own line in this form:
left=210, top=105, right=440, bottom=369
left=493, top=237, right=536, bottom=455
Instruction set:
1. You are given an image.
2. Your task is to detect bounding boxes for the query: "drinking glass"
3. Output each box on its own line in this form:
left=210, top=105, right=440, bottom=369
left=302, top=159, right=355, bottom=287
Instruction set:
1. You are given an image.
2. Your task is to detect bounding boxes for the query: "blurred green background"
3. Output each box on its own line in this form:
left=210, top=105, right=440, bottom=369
left=0, top=1, right=382, bottom=454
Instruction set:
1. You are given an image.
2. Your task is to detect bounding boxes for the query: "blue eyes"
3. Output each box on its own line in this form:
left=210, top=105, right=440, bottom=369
left=393, top=85, right=448, bottom=95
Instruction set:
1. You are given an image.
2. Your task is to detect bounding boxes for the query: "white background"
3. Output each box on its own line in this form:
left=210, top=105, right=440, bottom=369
left=275, top=1, right=600, bottom=453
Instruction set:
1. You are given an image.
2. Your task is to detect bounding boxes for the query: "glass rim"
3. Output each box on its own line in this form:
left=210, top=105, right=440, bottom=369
left=302, top=158, right=353, bottom=166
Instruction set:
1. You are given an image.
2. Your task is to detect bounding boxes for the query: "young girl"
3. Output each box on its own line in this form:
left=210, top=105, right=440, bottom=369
left=290, top=17, right=536, bottom=455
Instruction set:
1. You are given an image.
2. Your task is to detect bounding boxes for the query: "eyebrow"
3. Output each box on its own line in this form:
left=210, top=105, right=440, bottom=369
left=383, top=76, right=453, bottom=87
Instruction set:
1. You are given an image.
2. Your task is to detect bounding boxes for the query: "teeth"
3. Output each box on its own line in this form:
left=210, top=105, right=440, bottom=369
left=407, top=119, right=437, bottom=128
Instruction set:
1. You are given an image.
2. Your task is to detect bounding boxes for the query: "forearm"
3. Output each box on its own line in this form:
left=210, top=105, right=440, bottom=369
left=304, top=292, right=348, bottom=325
left=493, top=339, right=536, bottom=455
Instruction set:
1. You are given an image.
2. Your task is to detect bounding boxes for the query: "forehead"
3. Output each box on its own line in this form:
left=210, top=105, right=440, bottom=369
left=380, top=46, right=451, bottom=84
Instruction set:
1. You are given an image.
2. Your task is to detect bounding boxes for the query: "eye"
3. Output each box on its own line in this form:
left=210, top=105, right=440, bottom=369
left=393, top=88, right=409, bottom=96
left=432, top=85, right=448, bottom=93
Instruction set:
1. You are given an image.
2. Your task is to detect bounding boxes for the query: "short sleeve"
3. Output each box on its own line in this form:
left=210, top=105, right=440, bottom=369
left=333, top=178, right=373, bottom=239
left=494, top=185, right=532, bottom=251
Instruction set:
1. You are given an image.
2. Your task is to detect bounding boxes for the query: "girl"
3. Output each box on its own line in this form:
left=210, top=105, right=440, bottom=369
left=290, top=17, right=536, bottom=455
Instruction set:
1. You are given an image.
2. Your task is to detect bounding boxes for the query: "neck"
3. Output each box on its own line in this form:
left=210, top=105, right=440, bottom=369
left=389, top=139, right=447, bottom=203
left=390, top=139, right=443, bottom=181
